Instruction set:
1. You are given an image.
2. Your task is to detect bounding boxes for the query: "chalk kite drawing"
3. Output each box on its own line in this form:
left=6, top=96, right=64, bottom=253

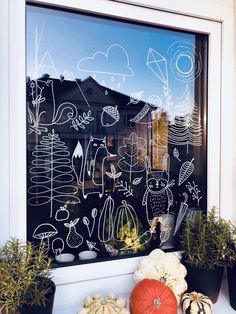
left=27, top=79, right=93, bottom=135
left=64, top=218, right=83, bottom=248
left=118, top=132, right=146, bottom=182
left=186, top=181, right=202, bottom=206
left=178, top=158, right=194, bottom=186
left=167, top=41, right=202, bottom=83
left=116, top=180, right=134, bottom=198
left=33, top=223, right=58, bottom=253
left=72, top=136, right=115, bottom=199
left=174, top=192, right=189, bottom=235
left=142, top=178, right=175, bottom=224
left=55, top=204, right=70, bottom=222
left=28, top=130, right=80, bottom=218
left=77, top=44, right=134, bottom=78
left=83, top=208, right=97, bottom=238
left=101, top=105, right=120, bottom=127
left=52, top=237, right=65, bottom=256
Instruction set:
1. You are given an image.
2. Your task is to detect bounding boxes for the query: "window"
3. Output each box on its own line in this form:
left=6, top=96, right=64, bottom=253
left=26, top=4, right=208, bottom=266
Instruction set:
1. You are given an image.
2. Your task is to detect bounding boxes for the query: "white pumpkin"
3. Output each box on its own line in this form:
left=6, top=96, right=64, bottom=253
left=182, top=291, right=213, bottom=314
left=78, top=294, right=130, bottom=314
left=134, top=249, right=187, bottom=304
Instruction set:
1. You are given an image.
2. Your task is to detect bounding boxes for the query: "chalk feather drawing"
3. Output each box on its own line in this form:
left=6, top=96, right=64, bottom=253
left=178, top=158, right=194, bottom=186
left=72, top=136, right=115, bottom=199
left=118, top=132, right=146, bottom=182
left=28, top=130, right=80, bottom=218
left=64, top=218, right=83, bottom=248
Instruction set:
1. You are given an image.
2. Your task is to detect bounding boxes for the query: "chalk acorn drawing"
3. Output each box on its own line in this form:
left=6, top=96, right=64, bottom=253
left=101, top=105, right=120, bottom=127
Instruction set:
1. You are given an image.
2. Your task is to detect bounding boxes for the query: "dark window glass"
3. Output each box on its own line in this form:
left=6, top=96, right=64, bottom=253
left=26, top=5, right=208, bottom=266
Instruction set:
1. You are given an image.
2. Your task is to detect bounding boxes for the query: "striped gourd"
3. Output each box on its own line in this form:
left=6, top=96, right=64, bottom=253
left=182, top=292, right=213, bottom=314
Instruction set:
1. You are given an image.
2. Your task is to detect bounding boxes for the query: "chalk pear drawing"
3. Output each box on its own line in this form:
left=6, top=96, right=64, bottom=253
left=64, top=218, right=83, bottom=248
left=72, top=136, right=115, bottom=199
left=118, top=132, right=146, bottom=182
left=28, top=130, right=80, bottom=218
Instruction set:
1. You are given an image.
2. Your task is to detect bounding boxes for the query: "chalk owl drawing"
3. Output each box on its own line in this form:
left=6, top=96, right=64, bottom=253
left=142, top=178, right=175, bottom=224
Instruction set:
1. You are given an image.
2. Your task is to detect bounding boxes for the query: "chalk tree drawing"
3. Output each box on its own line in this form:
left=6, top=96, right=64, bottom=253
left=77, top=44, right=134, bottom=78
left=167, top=41, right=202, bottom=83
left=72, top=136, right=115, bottom=199
left=175, top=85, right=195, bottom=116
left=118, top=132, right=146, bottom=182
left=28, top=129, right=80, bottom=218
left=142, top=178, right=175, bottom=224
left=186, top=181, right=202, bottom=206
left=64, top=218, right=83, bottom=248
left=27, top=79, right=93, bottom=135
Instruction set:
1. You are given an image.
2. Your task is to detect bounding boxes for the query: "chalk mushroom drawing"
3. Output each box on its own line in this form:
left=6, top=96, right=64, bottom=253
left=33, top=223, right=58, bottom=253
left=72, top=136, right=115, bottom=199
left=28, top=130, right=80, bottom=218
left=52, top=238, right=65, bottom=256
left=118, top=132, right=146, bottom=182
left=64, top=218, right=83, bottom=248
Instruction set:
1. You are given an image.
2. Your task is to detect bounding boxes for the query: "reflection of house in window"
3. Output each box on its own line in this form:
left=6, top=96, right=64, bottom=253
left=127, top=114, right=136, bottom=128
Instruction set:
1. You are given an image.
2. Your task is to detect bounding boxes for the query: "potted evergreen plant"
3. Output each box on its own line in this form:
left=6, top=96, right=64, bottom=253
left=180, top=207, right=236, bottom=303
left=0, top=238, right=56, bottom=314
left=226, top=222, right=236, bottom=310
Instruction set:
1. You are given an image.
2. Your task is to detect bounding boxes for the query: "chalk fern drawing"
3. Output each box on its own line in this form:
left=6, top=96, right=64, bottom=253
left=186, top=181, right=202, bottom=206
left=118, top=132, right=146, bottom=182
left=116, top=180, right=134, bottom=198
left=28, top=129, right=80, bottom=218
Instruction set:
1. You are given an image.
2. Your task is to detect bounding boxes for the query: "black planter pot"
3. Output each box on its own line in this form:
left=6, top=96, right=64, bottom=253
left=184, top=262, right=224, bottom=303
left=19, top=280, right=56, bottom=314
left=227, top=262, right=236, bottom=310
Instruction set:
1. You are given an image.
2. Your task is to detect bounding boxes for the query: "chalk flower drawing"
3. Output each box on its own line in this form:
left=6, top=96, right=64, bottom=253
left=28, top=129, right=80, bottom=218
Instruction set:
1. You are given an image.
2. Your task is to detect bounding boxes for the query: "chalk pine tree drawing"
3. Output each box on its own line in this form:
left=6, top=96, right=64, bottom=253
left=28, top=129, right=80, bottom=218
left=118, top=132, right=146, bottom=182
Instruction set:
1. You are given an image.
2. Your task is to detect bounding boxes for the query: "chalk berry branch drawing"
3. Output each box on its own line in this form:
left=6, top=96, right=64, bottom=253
left=118, top=132, right=146, bottom=182
left=28, top=129, right=80, bottom=218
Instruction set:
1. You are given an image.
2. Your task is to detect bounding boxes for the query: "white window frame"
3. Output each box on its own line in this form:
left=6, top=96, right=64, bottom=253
left=1, top=0, right=235, bottom=309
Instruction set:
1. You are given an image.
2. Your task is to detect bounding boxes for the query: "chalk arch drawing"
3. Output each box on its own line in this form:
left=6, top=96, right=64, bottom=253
left=77, top=44, right=134, bottom=77
left=167, top=41, right=202, bottom=82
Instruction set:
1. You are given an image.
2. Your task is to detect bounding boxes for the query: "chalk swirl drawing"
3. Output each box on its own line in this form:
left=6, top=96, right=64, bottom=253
left=101, top=105, right=120, bottom=127
left=77, top=44, right=134, bottom=77
left=178, top=158, right=194, bottom=186
left=64, top=218, right=83, bottom=248
left=186, top=181, right=202, bottom=206
left=142, top=178, right=175, bottom=224
left=98, top=196, right=114, bottom=243
left=167, top=41, right=202, bottom=82
left=118, top=132, right=146, bottom=182
left=116, top=180, right=134, bottom=198
left=106, top=164, right=122, bottom=180
left=72, top=136, right=116, bottom=199
left=27, top=79, right=92, bottom=135
left=33, top=223, right=58, bottom=253
left=83, top=208, right=97, bottom=238
left=28, top=129, right=80, bottom=218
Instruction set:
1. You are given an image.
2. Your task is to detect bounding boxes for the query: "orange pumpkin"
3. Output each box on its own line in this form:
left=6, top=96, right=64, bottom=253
left=129, top=279, right=178, bottom=314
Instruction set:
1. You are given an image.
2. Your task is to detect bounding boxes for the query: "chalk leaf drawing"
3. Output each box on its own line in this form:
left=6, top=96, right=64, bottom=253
left=173, top=148, right=181, bottom=162
left=174, top=192, right=189, bottom=235
left=101, top=105, right=120, bottom=127
left=118, top=132, right=146, bottom=182
left=178, top=158, right=194, bottom=186
left=28, top=130, right=80, bottom=218
left=132, top=177, right=142, bottom=185
left=98, top=196, right=114, bottom=243
left=106, top=164, right=122, bottom=180
left=71, top=110, right=94, bottom=130
left=83, top=208, right=97, bottom=238
left=64, top=218, right=83, bottom=248
left=33, top=223, right=58, bottom=253
left=55, top=204, right=70, bottom=222
left=116, top=180, right=134, bottom=198
left=127, top=91, right=144, bottom=106
left=77, top=44, right=134, bottom=77
left=186, top=181, right=202, bottom=206
left=72, top=136, right=115, bottom=199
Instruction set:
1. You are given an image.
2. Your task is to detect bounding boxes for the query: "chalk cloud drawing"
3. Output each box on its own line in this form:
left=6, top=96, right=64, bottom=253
left=77, top=44, right=134, bottom=77
left=28, top=129, right=80, bottom=218
left=52, top=237, right=65, bottom=256
left=55, top=204, right=70, bottom=221
left=33, top=223, right=58, bottom=253
left=64, top=218, right=83, bottom=248
left=72, top=136, right=115, bottom=199
left=101, top=105, right=120, bottom=127
left=83, top=208, right=97, bottom=238
left=186, top=181, right=202, bottom=206
left=118, top=132, right=146, bottom=182
left=167, top=41, right=202, bottom=82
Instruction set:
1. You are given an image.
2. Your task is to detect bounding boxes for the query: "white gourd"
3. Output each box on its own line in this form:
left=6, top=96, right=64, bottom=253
left=182, top=292, right=213, bottom=314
